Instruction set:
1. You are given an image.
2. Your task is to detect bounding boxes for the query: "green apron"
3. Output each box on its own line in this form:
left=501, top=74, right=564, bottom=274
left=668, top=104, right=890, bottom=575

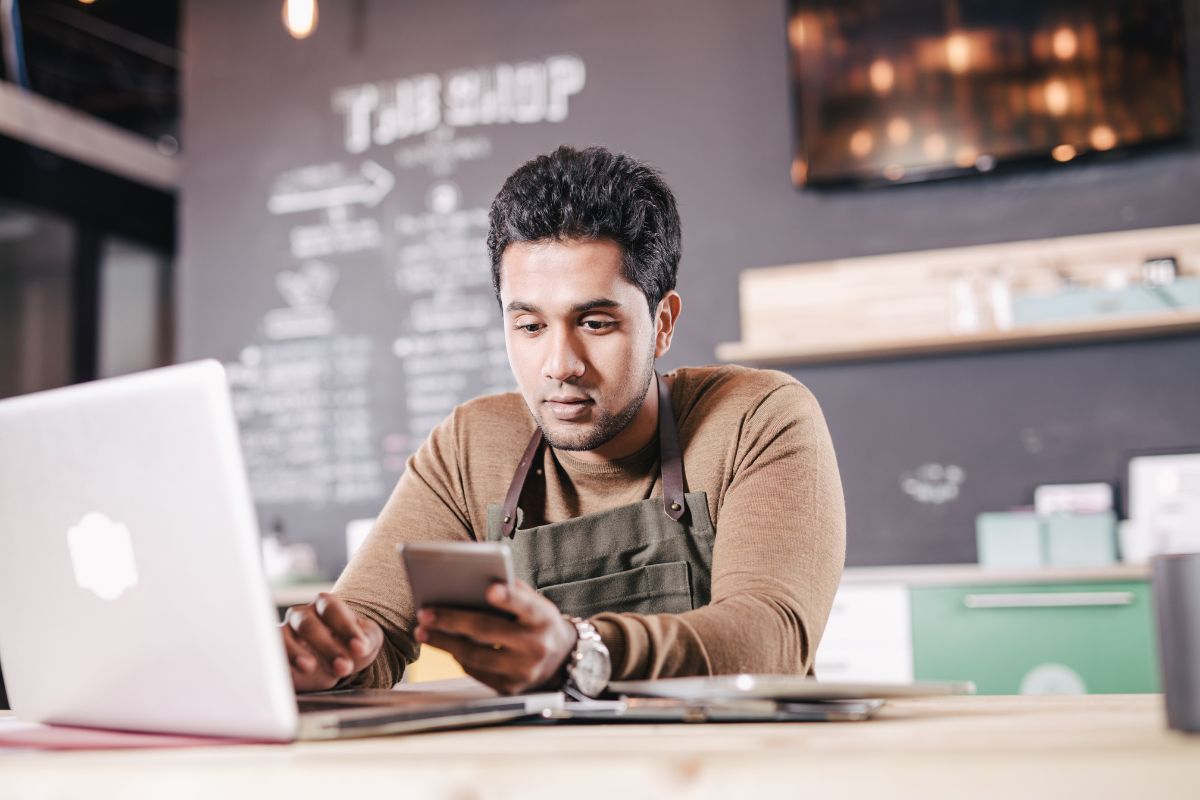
left=485, top=374, right=716, bottom=620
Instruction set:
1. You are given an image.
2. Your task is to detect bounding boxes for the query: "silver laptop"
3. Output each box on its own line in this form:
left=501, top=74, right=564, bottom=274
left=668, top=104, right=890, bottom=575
left=0, top=360, right=559, bottom=741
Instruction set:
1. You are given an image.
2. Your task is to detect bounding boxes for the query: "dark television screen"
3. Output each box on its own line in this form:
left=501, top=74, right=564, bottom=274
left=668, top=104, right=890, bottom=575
left=786, top=0, right=1190, bottom=187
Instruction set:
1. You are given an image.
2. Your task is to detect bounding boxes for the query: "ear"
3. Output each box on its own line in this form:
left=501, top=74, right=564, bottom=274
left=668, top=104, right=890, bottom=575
left=653, top=291, right=682, bottom=359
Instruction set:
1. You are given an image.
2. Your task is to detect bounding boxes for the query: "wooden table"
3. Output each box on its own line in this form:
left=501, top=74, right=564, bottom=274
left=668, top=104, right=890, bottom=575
left=2, top=695, right=1198, bottom=799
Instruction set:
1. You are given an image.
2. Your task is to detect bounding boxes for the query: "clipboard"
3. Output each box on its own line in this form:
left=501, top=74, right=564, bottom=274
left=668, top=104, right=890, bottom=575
left=608, top=674, right=976, bottom=702
left=547, top=696, right=887, bottom=724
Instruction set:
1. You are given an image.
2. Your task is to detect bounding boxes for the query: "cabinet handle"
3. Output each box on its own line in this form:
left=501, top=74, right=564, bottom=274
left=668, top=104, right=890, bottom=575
left=962, top=591, right=1135, bottom=609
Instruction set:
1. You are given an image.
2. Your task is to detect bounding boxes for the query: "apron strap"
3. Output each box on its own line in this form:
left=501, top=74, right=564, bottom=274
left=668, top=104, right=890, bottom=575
left=500, top=427, right=544, bottom=537
left=500, top=372, right=687, bottom=537
left=657, top=372, right=687, bottom=522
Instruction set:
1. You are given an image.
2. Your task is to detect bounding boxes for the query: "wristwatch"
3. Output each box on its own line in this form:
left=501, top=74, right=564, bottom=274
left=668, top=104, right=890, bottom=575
left=562, top=616, right=611, bottom=699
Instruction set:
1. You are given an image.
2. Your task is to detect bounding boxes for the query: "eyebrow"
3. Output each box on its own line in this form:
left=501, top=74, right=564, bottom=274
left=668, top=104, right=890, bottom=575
left=505, top=298, right=623, bottom=315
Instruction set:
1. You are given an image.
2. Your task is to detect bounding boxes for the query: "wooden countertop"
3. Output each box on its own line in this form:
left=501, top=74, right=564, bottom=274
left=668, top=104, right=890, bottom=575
left=2, top=695, right=1197, bottom=798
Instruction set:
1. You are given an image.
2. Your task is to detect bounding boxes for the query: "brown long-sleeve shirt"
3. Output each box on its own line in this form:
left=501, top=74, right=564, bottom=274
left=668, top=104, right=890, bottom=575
left=333, top=364, right=846, bottom=687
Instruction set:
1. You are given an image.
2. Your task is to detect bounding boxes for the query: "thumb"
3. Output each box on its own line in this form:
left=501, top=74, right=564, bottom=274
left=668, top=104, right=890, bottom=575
left=354, top=616, right=384, bottom=666
left=485, top=579, right=546, bottom=624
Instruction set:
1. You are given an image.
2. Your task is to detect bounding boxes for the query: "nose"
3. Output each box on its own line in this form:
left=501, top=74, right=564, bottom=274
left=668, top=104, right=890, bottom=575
left=543, top=327, right=585, bottom=382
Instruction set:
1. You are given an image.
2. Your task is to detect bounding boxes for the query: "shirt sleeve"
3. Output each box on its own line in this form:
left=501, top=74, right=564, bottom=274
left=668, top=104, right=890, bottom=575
left=330, top=408, right=475, bottom=689
left=589, top=382, right=847, bottom=680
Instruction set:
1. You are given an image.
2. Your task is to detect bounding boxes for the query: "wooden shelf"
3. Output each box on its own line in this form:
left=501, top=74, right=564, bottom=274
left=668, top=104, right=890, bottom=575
left=716, top=309, right=1200, bottom=366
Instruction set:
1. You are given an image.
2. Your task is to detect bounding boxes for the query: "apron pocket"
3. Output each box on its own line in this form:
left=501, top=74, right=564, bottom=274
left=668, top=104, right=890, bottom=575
left=537, top=561, right=694, bottom=619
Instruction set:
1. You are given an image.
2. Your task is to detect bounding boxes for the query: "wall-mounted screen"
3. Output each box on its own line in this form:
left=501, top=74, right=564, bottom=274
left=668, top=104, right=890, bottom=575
left=786, top=0, right=1190, bottom=187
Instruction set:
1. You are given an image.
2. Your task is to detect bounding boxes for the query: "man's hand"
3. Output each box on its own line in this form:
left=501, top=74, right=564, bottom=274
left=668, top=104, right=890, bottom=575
left=281, top=593, right=384, bottom=693
left=414, top=579, right=577, bottom=695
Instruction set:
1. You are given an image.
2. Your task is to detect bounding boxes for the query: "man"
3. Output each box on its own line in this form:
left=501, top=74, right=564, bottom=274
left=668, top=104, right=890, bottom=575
left=282, top=145, right=846, bottom=697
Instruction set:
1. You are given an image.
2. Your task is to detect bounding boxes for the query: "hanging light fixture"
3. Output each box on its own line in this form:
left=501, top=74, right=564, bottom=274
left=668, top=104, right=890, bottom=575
left=282, top=0, right=318, bottom=40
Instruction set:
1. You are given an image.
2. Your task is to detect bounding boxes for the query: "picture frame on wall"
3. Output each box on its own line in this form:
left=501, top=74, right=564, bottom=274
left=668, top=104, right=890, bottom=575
left=1122, top=447, right=1200, bottom=561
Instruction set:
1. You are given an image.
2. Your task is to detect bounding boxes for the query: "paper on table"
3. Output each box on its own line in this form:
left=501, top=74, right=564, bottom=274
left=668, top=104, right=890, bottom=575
left=0, top=716, right=273, bottom=752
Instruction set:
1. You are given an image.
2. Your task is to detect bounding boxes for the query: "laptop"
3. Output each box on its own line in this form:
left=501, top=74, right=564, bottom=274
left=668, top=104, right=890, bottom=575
left=0, top=360, right=560, bottom=741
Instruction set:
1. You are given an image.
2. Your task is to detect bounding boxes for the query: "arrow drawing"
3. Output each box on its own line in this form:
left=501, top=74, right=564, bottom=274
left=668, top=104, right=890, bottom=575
left=268, top=160, right=395, bottom=215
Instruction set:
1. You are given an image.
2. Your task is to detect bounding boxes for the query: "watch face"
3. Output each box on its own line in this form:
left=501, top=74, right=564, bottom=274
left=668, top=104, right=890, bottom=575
left=570, top=641, right=611, bottom=697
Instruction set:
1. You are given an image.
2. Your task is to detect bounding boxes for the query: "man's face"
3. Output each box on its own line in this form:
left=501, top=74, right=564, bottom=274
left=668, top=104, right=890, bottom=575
left=499, top=238, right=667, bottom=455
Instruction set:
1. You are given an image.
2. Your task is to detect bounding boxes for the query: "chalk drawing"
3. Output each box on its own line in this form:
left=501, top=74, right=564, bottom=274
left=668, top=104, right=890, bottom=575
left=901, top=463, right=966, bottom=505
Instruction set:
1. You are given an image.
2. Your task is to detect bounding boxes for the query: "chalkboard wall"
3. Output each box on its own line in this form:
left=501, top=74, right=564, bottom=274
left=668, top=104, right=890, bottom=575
left=180, top=0, right=1200, bottom=574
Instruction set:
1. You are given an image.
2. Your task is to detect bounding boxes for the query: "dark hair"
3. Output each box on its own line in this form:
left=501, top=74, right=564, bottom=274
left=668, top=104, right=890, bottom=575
left=487, top=145, right=681, bottom=313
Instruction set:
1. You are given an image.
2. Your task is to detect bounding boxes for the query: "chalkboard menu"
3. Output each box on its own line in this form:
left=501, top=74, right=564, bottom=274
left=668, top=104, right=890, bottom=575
left=180, top=5, right=610, bottom=572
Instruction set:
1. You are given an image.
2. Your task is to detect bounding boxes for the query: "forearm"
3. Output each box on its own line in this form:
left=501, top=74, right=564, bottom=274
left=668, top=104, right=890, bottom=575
left=592, top=584, right=817, bottom=680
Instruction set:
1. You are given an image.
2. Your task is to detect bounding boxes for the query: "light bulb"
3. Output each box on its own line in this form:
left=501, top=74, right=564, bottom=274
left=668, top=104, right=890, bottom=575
left=283, top=0, right=318, bottom=40
left=1051, top=144, right=1077, bottom=162
left=946, top=33, right=971, bottom=74
left=1052, top=28, right=1078, bottom=60
left=1090, top=125, right=1117, bottom=151
left=869, top=59, right=895, bottom=94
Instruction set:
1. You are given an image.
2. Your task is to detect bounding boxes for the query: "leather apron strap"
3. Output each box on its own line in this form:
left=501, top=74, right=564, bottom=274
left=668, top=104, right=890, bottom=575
left=657, top=371, right=687, bottom=522
left=499, top=372, right=686, bottom=537
left=499, top=429, right=544, bottom=537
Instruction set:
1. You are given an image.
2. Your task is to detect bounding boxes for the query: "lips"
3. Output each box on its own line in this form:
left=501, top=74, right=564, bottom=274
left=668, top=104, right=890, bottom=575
left=544, top=396, right=593, bottom=421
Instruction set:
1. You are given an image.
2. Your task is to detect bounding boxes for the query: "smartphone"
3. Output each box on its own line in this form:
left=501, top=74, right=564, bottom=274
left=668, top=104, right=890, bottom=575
left=398, top=541, right=515, bottom=614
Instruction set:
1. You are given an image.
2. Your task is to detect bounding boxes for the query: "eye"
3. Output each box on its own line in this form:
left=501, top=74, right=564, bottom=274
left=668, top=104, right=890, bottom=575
left=581, top=319, right=616, bottom=331
left=514, top=322, right=543, bottom=334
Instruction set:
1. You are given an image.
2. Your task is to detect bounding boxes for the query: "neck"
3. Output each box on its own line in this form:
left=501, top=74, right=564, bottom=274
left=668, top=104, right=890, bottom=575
left=570, top=374, right=661, bottom=464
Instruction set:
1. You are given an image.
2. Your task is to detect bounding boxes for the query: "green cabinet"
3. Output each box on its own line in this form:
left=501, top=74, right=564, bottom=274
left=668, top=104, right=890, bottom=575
left=911, top=581, right=1159, bottom=694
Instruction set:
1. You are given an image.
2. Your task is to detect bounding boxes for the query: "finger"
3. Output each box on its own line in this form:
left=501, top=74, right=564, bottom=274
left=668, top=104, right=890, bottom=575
left=485, top=579, right=551, bottom=625
left=420, top=629, right=514, bottom=676
left=418, top=628, right=543, bottom=695
left=353, top=616, right=385, bottom=669
left=418, top=607, right=526, bottom=650
left=315, top=594, right=373, bottom=658
left=461, top=666, right=520, bottom=696
left=285, top=605, right=354, bottom=677
left=282, top=625, right=344, bottom=692
left=281, top=623, right=318, bottom=674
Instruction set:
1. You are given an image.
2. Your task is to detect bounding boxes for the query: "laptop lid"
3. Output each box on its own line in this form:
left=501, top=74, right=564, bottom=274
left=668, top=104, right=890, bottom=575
left=296, top=686, right=564, bottom=739
left=0, top=361, right=298, bottom=741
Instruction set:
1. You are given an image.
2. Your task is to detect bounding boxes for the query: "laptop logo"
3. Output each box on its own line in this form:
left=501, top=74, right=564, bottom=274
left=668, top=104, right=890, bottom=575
left=67, top=512, right=139, bottom=601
